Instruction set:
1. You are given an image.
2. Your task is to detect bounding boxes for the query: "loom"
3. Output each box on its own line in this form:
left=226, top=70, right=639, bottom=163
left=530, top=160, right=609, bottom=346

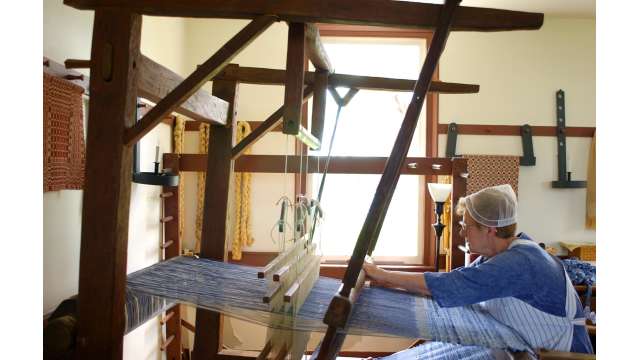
left=53, top=0, right=583, bottom=359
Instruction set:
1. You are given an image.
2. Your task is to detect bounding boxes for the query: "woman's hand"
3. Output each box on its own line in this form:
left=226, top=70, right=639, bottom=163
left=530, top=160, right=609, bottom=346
left=363, top=256, right=390, bottom=286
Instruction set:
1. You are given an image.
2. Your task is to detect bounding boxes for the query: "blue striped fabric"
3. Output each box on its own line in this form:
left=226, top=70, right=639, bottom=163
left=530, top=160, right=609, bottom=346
left=381, top=342, right=497, bottom=360
left=126, top=256, right=531, bottom=351
left=124, top=288, right=173, bottom=334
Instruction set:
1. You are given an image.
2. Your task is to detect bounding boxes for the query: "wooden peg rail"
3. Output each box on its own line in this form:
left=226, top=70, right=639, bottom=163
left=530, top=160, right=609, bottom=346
left=43, top=56, right=90, bottom=94
left=437, top=123, right=595, bottom=137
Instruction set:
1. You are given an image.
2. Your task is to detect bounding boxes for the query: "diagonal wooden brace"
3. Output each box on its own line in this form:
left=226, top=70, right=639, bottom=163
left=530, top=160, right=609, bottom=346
left=124, top=15, right=276, bottom=146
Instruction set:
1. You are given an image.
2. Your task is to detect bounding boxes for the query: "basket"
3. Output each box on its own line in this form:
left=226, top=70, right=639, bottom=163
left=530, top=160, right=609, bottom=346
left=567, top=245, right=596, bottom=261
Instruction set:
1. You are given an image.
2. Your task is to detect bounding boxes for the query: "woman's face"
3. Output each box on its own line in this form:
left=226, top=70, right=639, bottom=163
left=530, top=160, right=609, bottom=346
left=460, top=210, right=496, bottom=257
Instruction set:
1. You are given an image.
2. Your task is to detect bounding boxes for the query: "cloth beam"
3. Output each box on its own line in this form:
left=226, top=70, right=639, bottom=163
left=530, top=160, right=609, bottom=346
left=127, top=257, right=532, bottom=351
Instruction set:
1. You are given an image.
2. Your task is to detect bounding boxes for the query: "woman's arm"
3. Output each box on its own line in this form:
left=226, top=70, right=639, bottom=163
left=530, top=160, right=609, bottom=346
left=363, top=258, right=431, bottom=296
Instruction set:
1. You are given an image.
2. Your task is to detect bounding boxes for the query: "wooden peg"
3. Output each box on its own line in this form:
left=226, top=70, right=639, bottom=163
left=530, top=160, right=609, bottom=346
left=160, top=192, right=174, bottom=198
left=64, top=59, right=91, bottom=69
left=161, top=240, right=174, bottom=249
left=160, top=334, right=175, bottom=351
left=180, top=319, right=196, bottom=333
left=160, top=216, right=174, bottom=223
left=160, top=311, right=175, bottom=324
left=64, top=74, right=85, bottom=81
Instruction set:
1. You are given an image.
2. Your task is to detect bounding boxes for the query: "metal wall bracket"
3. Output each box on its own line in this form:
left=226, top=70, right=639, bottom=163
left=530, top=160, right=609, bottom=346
left=446, top=122, right=536, bottom=166
left=519, top=124, right=536, bottom=166
left=445, top=123, right=458, bottom=158
left=132, top=99, right=179, bottom=187
left=551, top=90, right=586, bottom=188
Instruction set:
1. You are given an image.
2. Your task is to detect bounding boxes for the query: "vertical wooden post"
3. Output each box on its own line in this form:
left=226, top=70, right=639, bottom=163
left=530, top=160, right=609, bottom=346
left=311, top=70, right=328, bottom=147
left=283, top=22, right=306, bottom=135
left=191, top=66, right=239, bottom=360
left=75, top=9, right=141, bottom=360
left=424, top=31, right=440, bottom=270
left=449, top=157, right=467, bottom=270
left=162, top=153, right=182, bottom=360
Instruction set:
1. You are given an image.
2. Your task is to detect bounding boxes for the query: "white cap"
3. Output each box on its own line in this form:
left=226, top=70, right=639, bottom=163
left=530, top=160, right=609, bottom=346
left=464, top=184, right=517, bottom=227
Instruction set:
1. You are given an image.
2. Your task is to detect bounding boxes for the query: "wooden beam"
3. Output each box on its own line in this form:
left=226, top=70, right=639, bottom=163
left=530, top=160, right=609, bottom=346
left=449, top=157, right=468, bottom=270
left=283, top=22, right=306, bottom=135
left=304, top=24, right=333, bottom=73
left=75, top=9, right=141, bottom=359
left=329, top=74, right=478, bottom=94
left=213, top=65, right=479, bottom=94
left=192, top=76, right=239, bottom=360
left=137, top=54, right=229, bottom=124
left=438, top=123, right=596, bottom=137
left=176, top=154, right=453, bottom=176
left=311, top=70, right=328, bottom=145
left=61, top=56, right=230, bottom=124
left=162, top=153, right=182, bottom=360
left=64, top=0, right=544, bottom=32
left=231, top=86, right=314, bottom=160
left=124, top=15, right=275, bottom=146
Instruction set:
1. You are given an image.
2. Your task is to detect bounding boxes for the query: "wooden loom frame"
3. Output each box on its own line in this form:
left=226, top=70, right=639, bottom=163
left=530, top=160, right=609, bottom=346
left=60, top=0, right=544, bottom=359
left=161, top=152, right=468, bottom=359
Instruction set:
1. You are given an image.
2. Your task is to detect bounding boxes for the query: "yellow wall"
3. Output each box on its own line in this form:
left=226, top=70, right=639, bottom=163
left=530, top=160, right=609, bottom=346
left=43, top=2, right=188, bottom=359
left=439, top=17, right=596, bottom=248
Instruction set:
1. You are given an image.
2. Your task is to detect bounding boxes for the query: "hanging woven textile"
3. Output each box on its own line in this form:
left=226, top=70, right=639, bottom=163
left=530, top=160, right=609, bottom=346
left=43, top=72, right=86, bottom=192
left=195, top=123, right=210, bottom=253
left=585, top=132, right=596, bottom=229
left=232, top=121, right=254, bottom=260
left=463, top=155, right=519, bottom=196
left=173, top=116, right=187, bottom=244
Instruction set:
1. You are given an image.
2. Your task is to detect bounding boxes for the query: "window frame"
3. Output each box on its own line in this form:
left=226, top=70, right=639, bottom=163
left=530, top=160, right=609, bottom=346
left=295, top=24, right=440, bottom=271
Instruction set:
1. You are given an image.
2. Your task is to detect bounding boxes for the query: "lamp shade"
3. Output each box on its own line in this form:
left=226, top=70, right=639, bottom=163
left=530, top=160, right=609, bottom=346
left=427, top=183, right=452, bottom=202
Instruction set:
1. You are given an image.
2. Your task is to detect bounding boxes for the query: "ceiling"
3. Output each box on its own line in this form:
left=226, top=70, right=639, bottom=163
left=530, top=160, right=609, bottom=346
left=411, top=0, right=596, bottom=18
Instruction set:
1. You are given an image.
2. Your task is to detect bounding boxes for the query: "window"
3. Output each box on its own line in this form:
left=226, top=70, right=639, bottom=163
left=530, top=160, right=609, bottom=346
left=309, top=36, right=429, bottom=264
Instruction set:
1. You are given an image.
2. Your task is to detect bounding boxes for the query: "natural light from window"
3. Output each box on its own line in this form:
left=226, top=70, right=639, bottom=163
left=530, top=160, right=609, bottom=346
left=311, top=37, right=427, bottom=264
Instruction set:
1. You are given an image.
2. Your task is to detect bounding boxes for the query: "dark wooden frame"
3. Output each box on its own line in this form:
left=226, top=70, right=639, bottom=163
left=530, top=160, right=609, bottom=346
left=62, top=1, right=543, bottom=359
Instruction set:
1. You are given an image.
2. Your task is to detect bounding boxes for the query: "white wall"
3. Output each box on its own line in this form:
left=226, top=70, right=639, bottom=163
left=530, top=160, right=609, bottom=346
left=439, top=17, right=596, bottom=249
left=43, top=2, right=188, bottom=359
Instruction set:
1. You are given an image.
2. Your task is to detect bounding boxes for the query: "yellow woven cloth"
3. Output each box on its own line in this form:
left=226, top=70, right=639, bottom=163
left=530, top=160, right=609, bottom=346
left=195, top=123, right=210, bottom=253
left=436, top=176, right=453, bottom=272
left=173, top=116, right=187, bottom=246
left=586, top=132, right=596, bottom=229
left=232, top=121, right=254, bottom=260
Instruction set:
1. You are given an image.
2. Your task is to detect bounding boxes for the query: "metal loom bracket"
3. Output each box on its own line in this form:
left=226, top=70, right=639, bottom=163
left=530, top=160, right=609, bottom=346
left=445, top=123, right=459, bottom=158
left=519, top=124, right=536, bottom=166
left=446, top=122, right=536, bottom=166
left=551, top=89, right=586, bottom=189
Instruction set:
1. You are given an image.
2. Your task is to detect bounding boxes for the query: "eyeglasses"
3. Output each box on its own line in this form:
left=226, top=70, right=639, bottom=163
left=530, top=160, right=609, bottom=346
left=459, top=220, right=467, bottom=231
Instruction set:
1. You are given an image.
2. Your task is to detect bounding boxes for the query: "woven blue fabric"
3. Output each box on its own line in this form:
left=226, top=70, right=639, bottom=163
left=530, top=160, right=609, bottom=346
left=562, top=259, right=596, bottom=286
left=126, top=256, right=531, bottom=352
left=125, top=288, right=173, bottom=334
left=381, top=341, right=497, bottom=360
